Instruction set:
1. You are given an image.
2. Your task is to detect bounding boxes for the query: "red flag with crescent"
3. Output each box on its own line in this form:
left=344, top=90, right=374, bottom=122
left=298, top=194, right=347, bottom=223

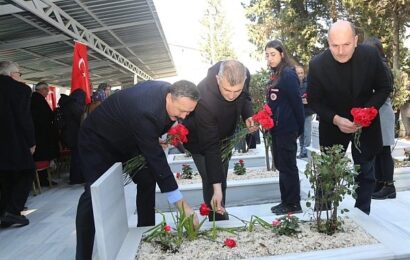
left=70, top=42, right=91, bottom=104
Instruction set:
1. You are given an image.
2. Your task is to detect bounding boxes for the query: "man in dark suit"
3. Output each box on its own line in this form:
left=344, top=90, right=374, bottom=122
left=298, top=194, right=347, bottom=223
left=307, top=20, right=391, bottom=214
left=0, top=61, right=36, bottom=227
left=183, top=60, right=256, bottom=220
left=31, top=82, right=59, bottom=186
left=75, top=80, right=200, bottom=259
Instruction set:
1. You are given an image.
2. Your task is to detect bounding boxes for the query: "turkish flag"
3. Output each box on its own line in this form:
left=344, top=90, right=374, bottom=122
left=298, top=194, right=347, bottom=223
left=70, top=42, right=91, bottom=104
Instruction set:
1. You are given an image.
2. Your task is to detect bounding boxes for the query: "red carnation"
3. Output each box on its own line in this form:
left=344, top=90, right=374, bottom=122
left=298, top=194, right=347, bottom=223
left=252, top=105, right=274, bottom=130
left=167, top=123, right=189, bottom=146
left=224, top=238, right=237, bottom=248
left=350, top=107, right=378, bottom=153
left=199, top=203, right=211, bottom=216
left=176, top=172, right=181, bottom=179
left=163, top=224, right=171, bottom=232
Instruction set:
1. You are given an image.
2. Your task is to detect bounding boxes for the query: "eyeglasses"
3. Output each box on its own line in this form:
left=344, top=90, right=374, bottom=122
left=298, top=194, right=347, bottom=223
left=12, top=71, right=22, bottom=76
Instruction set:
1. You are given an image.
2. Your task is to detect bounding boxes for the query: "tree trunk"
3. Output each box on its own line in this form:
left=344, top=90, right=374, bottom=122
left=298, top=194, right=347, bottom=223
left=392, top=8, right=400, bottom=71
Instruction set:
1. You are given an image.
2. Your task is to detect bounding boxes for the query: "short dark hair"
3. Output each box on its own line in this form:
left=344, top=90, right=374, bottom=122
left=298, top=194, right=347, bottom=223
left=170, top=80, right=199, bottom=101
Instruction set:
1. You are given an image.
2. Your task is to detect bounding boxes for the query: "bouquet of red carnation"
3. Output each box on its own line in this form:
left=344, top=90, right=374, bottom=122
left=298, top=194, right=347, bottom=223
left=166, top=123, right=189, bottom=146
left=350, top=107, right=378, bottom=153
left=123, top=123, right=189, bottom=184
left=221, top=105, right=274, bottom=161
left=252, top=104, right=275, bottom=130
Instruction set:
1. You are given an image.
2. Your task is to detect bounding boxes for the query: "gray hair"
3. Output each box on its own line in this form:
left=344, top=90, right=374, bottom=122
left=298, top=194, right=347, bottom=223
left=170, top=80, right=199, bottom=101
left=0, top=61, right=19, bottom=76
left=35, top=81, right=49, bottom=90
left=217, top=60, right=247, bottom=86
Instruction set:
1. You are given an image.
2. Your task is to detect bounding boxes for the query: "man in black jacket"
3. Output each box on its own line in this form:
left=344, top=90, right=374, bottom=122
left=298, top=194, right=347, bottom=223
left=183, top=60, right=255, bottom=220
left=0, top=61, right=35, bottom=227
left=307, top=21, right=391, bottom=214
left=31, top=82, right=59, bottom=186
left=75, top=80, right=200, bottom=259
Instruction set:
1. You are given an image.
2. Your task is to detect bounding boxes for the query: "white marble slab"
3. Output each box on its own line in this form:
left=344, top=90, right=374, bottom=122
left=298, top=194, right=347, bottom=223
left=90, top=162, right=139, bottom=260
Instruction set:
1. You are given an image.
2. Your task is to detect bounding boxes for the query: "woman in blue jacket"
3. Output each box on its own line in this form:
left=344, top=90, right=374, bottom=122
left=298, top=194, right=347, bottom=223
left=265, top=40, right=305, bottom=215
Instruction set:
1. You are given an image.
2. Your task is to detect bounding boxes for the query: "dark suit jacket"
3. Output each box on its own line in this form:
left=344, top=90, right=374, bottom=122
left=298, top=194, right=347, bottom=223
left=31, top=92, right=59, bottom=161
left=307, top=45, right=391, bottom=157
left=183, top=61, right=253, bottom=184
left=0, top=75, right=35, bottom=171
left=78, top=80, right=177, bottom=192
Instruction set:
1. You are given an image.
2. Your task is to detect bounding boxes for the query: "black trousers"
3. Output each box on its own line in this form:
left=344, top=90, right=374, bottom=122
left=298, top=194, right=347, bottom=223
left=351, top=148, right=376, bottom=214
left=0, top=169, right=34, bottom=216
left=271, top=132, right=301, bottom=205
left=319, top=140, right=376, bottom=215
left=374, top=146, right=394, bottom=182
left=192, top=154, right=229, bottom=211
left=132, top=167, right=156, bottom=227
left=75, top=167, right=156, bottom=260
left=70, top=146, right=85, bottom=184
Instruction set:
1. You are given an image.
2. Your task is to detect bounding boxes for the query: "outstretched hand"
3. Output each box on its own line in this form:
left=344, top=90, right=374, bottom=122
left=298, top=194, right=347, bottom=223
left=175, top=198, right=199, bottom=227
left=211, top=183, right=225, bottom=215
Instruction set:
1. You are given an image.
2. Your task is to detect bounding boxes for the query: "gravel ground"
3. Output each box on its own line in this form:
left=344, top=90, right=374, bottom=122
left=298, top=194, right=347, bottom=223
left=136, top=218, right=378, bottom=259
left=176, top=168, right=279, bottom=185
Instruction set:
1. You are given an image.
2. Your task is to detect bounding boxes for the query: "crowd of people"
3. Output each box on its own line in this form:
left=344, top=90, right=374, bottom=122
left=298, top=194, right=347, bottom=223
left=0, top=19, right=404, bottom=259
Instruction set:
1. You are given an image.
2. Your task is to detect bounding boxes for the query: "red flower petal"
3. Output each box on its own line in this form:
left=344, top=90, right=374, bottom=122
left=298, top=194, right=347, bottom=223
left=199, top=203, right=211, bottom=216
left=164, top=224, right=171, bottom=232
left=224, top=238, right=237, bottom=248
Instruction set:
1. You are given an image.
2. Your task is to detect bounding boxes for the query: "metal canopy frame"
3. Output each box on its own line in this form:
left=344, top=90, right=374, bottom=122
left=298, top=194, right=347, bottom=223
left=0, top=0, right=176, bottom=87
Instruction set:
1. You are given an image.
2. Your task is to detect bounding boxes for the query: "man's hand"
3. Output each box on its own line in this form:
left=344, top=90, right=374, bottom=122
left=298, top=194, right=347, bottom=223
left=211, top=183, right=225, bottom=215
left=245, top=117, right=258, bottom=133
left=30, top=145, right=36, bottom=155
left=159, top=139, right=168, bottom=150
left=175, top=198, right=199, bottom=227
left=333, top=115, right=359, bottom=134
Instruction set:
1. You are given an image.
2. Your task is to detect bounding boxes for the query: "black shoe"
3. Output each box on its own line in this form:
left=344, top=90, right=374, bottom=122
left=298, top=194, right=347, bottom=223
left=271, top=203, right=285, bottom=213
left=372, top=185, right=396, bottom=200
left=208, top=211, right=229, bottom=221
left=374, top=181, right=385, bottom=193
left=0, top=221, right=13, bottom=228
left=272, top=203, right=302, bottom=215
left=0, top=212, right=29, bottom=227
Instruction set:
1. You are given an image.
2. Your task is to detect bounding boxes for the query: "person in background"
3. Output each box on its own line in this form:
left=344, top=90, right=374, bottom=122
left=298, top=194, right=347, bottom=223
left=75, top=80, right=199, bottom=259
left=31, top=81, right=59, bottom=186
left=307, top=20, right=391, bottom=214
left=58, top=89, right=86, bottom=185
left=265, top=40, right=305, bottom=215
left=87, top=82, right=111, bottom=114
left=0, top=61, right=35, bottom=227
left=183, top=60, right=255, bottom=221
left=295, top=65, right=314, bottom=159
left=362, top=37, right=396, bottom=200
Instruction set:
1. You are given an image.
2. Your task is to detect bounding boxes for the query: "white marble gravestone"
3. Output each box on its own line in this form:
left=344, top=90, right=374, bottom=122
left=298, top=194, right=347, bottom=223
left=90, top=162, right=139, bottom=260
left=311, top=119, right=320, bottom=150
